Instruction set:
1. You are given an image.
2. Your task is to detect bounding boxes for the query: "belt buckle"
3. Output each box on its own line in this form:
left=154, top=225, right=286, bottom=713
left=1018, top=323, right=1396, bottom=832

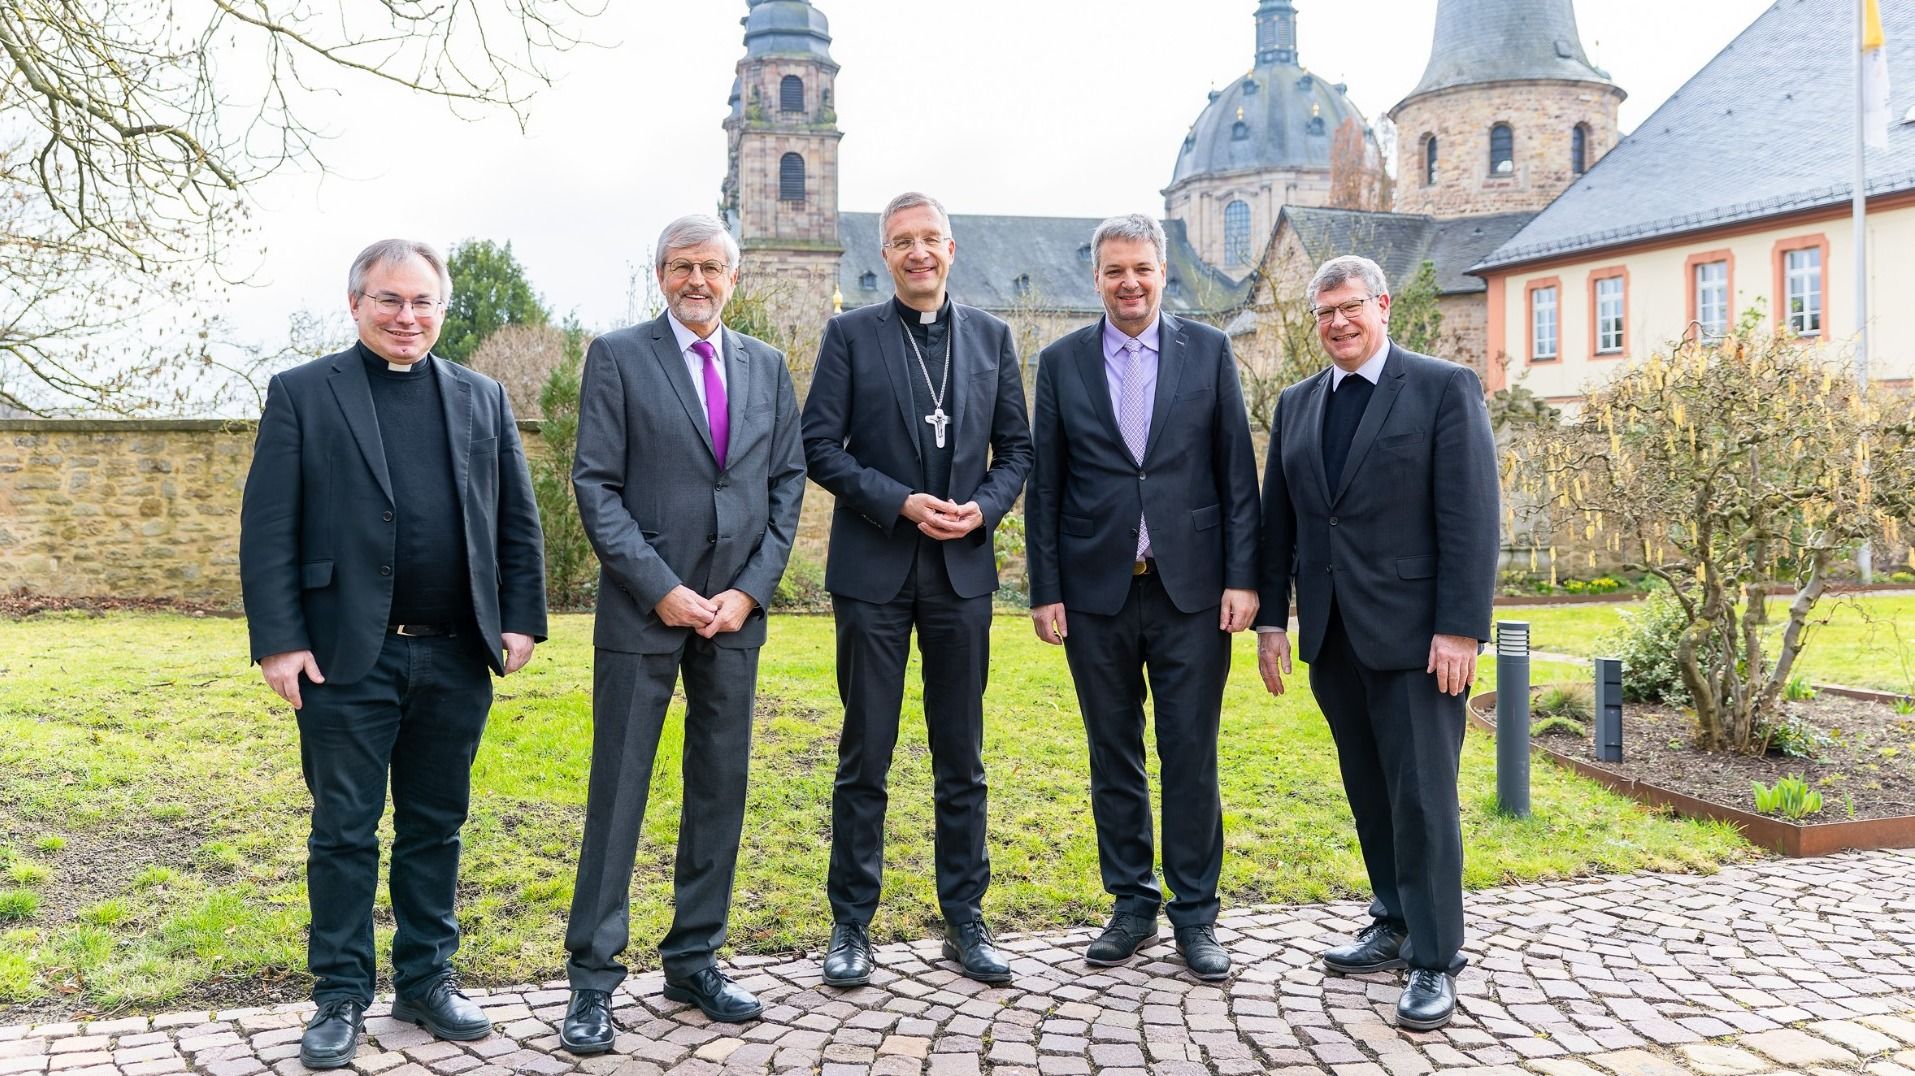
left=393, top=623, right=422, bottom=637
left=1132, top=560, right=1150, bottom=576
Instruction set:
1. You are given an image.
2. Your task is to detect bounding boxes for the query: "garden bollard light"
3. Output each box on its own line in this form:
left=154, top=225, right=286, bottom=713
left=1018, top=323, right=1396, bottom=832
left=1595, top=657, right=1623, bottom=762
left=1495, top=620, right=1531, bottom=817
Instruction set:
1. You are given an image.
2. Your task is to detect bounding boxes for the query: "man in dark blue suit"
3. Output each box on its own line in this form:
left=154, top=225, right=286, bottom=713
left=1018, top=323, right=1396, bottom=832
left=241, top=239, right=547, bottom=1067
left=1024, top=214, right=1261, bottom=981
left=1256, top=255, right=1500, bottom=1031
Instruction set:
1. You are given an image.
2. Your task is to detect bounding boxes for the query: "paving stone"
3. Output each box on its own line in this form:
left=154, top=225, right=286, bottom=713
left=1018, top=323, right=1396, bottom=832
left=1678, top=1043, right=1771, bottom=1075
left=1739, top=1030, right=1861, bottom=1068
left=1586, top=1048, right=1692, bottom=1076
left=1809, top=1020, right=1901, bottom=1055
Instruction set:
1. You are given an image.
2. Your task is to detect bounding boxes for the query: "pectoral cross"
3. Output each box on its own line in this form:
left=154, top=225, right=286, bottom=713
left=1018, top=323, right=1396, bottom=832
left=925, top=407, right=949, bottom=449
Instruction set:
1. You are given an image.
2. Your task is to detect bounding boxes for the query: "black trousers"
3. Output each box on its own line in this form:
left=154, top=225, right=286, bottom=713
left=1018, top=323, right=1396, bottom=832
left=1062, top=572, right=1230, bottom=928
left=564, top=639, right=757, bottom=985
left=1310, top=603, right=1468, bottom=974
left=296, top=632, right=493, bottom=1005
left=828, top=537, right=993, bottom=926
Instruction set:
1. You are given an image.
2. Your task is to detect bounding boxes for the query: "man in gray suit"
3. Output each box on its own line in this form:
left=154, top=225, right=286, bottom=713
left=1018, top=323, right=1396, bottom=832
left=1256, top=255, right=1500, bottom=1031
left=558, top=214, right=806, bottom=1048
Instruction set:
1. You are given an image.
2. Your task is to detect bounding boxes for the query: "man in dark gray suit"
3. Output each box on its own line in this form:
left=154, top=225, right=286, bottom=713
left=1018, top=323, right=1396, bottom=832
left=1256, top=255, right=1500, bottom=1031
left=801, top=192, right=1033, bottom=987
left=558, top=214, right=806, bottom=1047
left=1024, top=214, right=1261, bottom=982
left=241, top=239, right=548, bottom=1069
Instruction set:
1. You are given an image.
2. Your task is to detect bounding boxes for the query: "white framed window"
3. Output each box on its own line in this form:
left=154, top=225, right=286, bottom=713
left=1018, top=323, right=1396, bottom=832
left=1595, top=276, right=1624, bottom=353
left=1694, top=260, right=1728, bottom=339
left=1785, top=247, right=1822, bottom=337
left=1531, top=285, right=1558, bottom=361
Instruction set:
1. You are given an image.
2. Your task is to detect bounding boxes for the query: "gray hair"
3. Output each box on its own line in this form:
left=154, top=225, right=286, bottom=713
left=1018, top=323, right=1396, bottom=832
left=879, top=191, right=951, bottom=241
left=654, top=214, right=740, bottom=272
left=1091, top=214, right=1167, bottom=268
left=1306, top=255, right=1390, bottom=305
left=348, top=239, right=452, bottom=300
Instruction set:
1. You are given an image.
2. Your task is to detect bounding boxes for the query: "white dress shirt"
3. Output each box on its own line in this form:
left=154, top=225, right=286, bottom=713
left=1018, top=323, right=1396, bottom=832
left=667, top=312, right=729, bottom=412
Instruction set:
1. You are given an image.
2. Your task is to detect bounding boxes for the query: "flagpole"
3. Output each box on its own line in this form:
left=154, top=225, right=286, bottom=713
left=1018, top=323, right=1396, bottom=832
left=1856, top=0, right=1870, bottom=389
left=1856, top=0, right=1874, bottom=583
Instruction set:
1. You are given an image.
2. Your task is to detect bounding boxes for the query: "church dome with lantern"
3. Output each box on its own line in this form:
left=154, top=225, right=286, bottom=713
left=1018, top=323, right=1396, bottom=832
left=1163, top=1, right=1374, bottom=277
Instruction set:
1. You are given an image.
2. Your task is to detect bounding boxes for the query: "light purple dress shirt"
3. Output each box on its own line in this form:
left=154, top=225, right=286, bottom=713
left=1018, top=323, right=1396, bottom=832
left=1103, top=316, right=1161, bottom=559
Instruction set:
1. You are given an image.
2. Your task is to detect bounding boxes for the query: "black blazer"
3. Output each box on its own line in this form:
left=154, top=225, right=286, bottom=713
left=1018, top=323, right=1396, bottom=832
left=1256, top=344, right=1500, bottom=670
left=801, top=301, right=1033, bottom=604
left=240, top=348, right=548, bottom=684
left=1025, top=314, right=1260, bottom=616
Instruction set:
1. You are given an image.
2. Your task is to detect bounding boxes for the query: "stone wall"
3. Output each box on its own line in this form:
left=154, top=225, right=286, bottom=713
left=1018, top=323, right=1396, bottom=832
left=1390, top=81, right=1623, bottom=218
left=0, top=420, right=256, bottom=606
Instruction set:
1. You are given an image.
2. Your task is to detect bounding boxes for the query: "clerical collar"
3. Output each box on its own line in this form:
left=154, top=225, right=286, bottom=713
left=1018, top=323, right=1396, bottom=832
left=892, top=294, right=951, bottom=326
left=357, top=341, right=428, bottom=375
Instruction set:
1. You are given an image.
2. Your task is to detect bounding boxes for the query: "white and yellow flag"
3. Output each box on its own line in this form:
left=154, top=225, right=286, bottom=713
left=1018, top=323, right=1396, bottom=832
left=1864, top=0, right=1892, bottom=150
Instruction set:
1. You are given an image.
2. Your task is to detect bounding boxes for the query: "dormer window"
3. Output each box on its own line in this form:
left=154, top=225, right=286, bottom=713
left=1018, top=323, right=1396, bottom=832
left=1296, top=74, right=1314, bottom=90
left=1232, top=121, right=1250, bottom=141
left=1013, top=274, right=1032, bottom=296
left=1077, top=243, right=1093, bottom=263
left=1307, top=116, right=1325, bottom=135
left=859, top=270, right=877, bottom=291
left=1242, top=79, right=1259, bottom=95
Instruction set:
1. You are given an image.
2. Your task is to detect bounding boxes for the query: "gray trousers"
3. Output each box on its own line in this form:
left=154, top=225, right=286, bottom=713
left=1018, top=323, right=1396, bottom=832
left=564, top=640, right=757, bottom=986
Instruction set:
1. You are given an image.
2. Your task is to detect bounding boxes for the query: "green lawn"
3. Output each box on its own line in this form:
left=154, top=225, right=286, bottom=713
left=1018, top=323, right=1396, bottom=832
left=0, top=612, right=1752, bottom=1014
left=1500, top=593, right=1915, bottom=692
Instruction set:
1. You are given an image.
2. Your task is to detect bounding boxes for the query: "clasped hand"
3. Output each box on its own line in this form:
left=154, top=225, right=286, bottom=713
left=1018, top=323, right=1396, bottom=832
left=655, top=585, right=757, bottom=638
left=902, top=492, right=983, bottom=540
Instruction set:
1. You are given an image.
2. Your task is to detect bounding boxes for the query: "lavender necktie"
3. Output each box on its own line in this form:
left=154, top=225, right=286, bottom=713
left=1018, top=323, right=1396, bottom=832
left=1117, top=338, right=1150, bottom=559
left=691, top=339, right=728, bottom=469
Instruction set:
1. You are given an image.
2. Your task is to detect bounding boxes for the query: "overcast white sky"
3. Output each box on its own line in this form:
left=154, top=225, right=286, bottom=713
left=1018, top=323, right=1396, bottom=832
left=228, top=0, right=1776, bottom=346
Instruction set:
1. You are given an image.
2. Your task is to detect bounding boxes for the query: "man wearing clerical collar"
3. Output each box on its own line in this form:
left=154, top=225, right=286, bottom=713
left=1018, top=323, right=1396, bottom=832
left=800, top=191, right=1034, bottom=988
left=240, top=239, right=548, bottom=1067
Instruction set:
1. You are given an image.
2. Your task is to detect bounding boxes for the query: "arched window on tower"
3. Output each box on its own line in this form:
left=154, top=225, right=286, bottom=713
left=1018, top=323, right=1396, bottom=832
left=779, top=153, right=806, bottom=202
left=1424, top=135, right=1438, bottom=186
left=1224, top=200, right=1252, bottom=268
left=1489, top=124, right=1514, bottom=175
left=1571, top=123, right=1590, bottom=175
left=780, top=75, right=804, bottom=113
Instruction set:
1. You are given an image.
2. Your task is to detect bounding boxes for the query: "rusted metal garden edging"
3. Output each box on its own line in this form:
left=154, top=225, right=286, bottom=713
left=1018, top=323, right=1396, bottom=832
left=1467, top=688, right=1915, bottom=857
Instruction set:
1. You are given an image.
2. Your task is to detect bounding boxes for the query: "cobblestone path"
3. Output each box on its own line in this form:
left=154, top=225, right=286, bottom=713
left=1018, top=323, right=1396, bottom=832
left=4, top=849, right=1912, bottom=1076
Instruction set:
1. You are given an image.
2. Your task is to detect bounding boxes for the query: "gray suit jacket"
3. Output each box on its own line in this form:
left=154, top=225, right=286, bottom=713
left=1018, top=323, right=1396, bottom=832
left=573, top=314, right=806, bottom=653
left=1256, top=344, right=1500, bottom=670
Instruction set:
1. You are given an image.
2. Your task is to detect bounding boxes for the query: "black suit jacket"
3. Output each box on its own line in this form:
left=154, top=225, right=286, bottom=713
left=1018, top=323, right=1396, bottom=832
left=1025, top=314, right=1260, bottom=616
left=801, top=301, right=1033, bottom=604
left=1256, top=343, right=1500, bottom=670
left=240, top=348, right=549, bottom=684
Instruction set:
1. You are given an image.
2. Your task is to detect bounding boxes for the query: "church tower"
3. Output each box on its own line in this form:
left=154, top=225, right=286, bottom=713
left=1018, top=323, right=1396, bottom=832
left=1389, top=0, right=1623, bottom=217
left=721, top=0, right=842, bottom=322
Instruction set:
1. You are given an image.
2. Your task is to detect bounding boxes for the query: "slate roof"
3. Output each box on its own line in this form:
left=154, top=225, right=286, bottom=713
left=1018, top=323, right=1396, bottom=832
left=1397, top=0, right=1612, bottom=107
left=1279, top=207, right=1534, bottom=296
left=1477, top=0, right=1915, bottom=272
left=836, top=213, right=1256, bottom=316
left=1169, top=65, right=1369, bottom=186
left=740, top=0, right=833, bottom=61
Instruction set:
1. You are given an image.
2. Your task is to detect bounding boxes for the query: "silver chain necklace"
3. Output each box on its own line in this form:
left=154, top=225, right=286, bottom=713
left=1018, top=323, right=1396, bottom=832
left=901, top=321, right=952, bottom=449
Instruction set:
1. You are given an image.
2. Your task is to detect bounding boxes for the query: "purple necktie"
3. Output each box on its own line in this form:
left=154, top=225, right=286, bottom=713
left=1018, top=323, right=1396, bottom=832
left=691, top=339, right=728, bottom=469
left=1117, top=338, right=1150, bottom=558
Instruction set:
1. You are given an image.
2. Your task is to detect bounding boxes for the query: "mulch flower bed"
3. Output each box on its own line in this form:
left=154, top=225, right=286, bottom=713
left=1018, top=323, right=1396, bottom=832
left=1531, top=691, right=1915, bottom=822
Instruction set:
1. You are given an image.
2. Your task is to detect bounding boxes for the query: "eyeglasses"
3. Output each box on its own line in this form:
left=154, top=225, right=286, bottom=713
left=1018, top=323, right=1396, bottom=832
left=665, top=260, right=730, bottom=280
left=365, top=294, right=443, bottom=317
left=1312, top=296, right=1377, bottom=323
left=884, top=235, right=949, bottom=254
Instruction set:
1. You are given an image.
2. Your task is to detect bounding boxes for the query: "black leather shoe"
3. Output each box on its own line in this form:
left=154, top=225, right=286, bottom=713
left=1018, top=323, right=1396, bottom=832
left=821, top=921, right=873, bottom=987
left=662, top=967, right=764, bottom=1023
left=1323, top=921, right=1409, bottom=975
left=299, top=998, right=365, bottom=1070
left=558, top=988, right=615, bottom=1055
left=1085, top=912, right=1160, bottom=966
left=941, top=919, right=1012, bottom=983
left=1396, top=968, right=1457, bottom=1030
left=1173, top=924, right=1231, bottom=981
left=390, top=978, right=491, bottom=1041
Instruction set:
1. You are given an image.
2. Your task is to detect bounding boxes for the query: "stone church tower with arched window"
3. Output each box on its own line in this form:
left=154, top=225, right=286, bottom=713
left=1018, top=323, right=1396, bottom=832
left=1390, top=0, right=1623, bottom=217
left=720, top=0, right=843, bottom=322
